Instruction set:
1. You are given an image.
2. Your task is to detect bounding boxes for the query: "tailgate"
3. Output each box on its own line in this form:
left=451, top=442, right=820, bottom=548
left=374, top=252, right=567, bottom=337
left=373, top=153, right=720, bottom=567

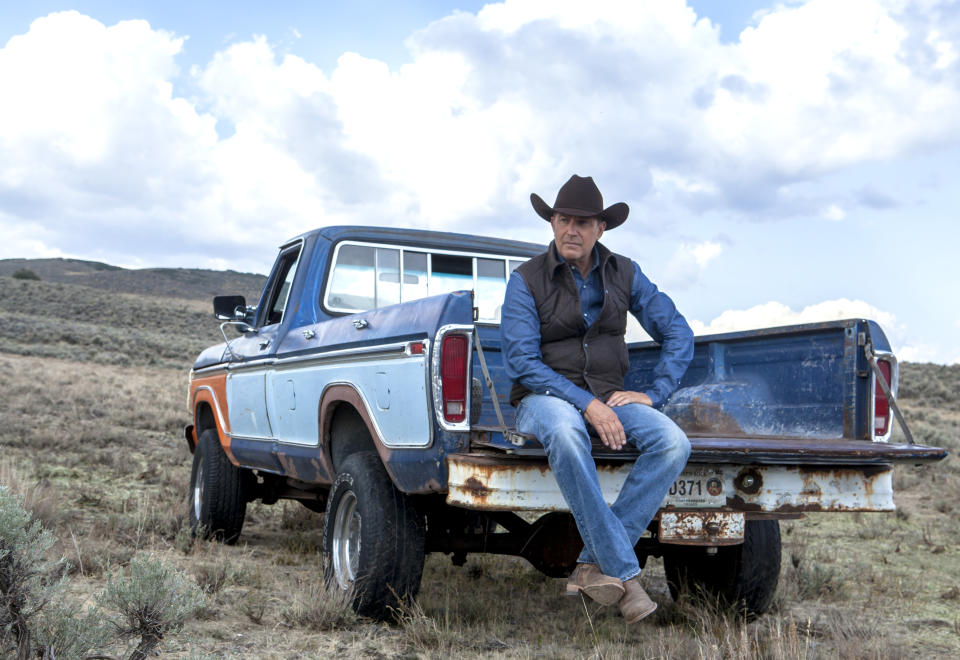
left=448, top=430, right=946, bottom=514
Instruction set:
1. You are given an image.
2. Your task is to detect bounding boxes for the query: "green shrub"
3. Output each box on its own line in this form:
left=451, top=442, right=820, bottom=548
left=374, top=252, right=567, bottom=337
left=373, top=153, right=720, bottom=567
left=10, top=268, right=39, bottom=281
left=0, top=484, right=58, bottom=657
left=103, top=553, right=206, bottom=660
left=0, top=484, right=110, bottom=659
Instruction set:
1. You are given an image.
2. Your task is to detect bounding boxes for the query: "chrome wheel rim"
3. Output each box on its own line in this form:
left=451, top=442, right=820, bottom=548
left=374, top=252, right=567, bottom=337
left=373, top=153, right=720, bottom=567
left=193, top=463, right=204, bottom=521
left=332, top=490, right=361, bottom=589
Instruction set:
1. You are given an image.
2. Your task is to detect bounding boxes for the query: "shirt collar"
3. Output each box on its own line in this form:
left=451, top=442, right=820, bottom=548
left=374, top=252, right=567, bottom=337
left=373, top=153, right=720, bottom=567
left=546, top=242, right=614, bottom=279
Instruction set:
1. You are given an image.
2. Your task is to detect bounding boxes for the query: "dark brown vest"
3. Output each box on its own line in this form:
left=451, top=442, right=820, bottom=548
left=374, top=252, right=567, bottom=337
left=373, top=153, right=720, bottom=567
left=509, top=241, right=634, bottom=407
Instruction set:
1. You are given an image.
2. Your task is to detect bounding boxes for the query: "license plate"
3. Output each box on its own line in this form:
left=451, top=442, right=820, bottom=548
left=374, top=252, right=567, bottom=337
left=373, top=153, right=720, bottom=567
left=662, top=467, right=726, bottom=508
left=659, top=511, right=744, bottom=545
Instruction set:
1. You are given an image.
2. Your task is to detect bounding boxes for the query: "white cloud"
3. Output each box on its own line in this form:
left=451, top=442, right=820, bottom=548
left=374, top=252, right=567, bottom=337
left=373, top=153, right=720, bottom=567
left=651, top=169, right=719, bottom=195
left=2, top=1, right=960, bottom=269
left=0, top=12, right=226, bottom=264
left=691, top=241, right=722, bottom=267
left=895, top=342, right=940, bottom=363
left=0, top=214, right=65, bottom=259
left=687, top=299, right=957, bottom=363
left=823, top=204, right=845, bottom=221
left=661, top=240, right=724, bottom=289
left=690, top=299, right=898, bottom=336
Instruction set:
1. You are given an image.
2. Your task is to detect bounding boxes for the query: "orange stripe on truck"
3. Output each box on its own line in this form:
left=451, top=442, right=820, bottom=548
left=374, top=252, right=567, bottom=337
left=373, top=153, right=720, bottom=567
left=190, top=373, right=240, bottom=463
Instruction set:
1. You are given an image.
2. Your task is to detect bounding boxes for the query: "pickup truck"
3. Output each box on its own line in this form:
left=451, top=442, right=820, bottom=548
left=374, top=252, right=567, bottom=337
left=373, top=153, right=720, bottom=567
left=184, top=225, right=947, bottom=620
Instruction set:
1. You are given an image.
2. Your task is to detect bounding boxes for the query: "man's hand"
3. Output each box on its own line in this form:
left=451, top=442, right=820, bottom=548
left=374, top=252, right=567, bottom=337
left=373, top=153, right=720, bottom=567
left=584, top=399, right=627, bottom=450
left=606, top=391, right=652, bottom=407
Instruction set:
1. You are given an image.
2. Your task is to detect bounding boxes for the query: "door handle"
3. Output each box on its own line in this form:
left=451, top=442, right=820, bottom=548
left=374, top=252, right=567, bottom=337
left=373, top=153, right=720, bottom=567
left=353, top=319, right=369, bottom=330
left=259, top=339, right=271, bottom=349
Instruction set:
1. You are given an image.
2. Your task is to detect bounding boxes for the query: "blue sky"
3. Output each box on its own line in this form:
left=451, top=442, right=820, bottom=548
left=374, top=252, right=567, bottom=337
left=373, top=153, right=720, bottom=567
left=0, top=1, right=957, bottom=363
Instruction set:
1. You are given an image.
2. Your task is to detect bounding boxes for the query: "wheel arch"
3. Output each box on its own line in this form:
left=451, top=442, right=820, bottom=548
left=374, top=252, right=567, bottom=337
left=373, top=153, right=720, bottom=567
left=190, top=374, right=239, bottom=463
left=319, top=384, right=404, bottom=488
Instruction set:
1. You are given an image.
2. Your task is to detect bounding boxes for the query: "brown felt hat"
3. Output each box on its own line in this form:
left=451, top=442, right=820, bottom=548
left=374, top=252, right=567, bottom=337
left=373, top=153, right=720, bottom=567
left=530, top=175, right=629, bottom=229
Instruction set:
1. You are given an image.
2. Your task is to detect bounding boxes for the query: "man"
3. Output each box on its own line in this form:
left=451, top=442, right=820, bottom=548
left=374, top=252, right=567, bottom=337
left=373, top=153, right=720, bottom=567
left=500, top=175, right=694, bottom=623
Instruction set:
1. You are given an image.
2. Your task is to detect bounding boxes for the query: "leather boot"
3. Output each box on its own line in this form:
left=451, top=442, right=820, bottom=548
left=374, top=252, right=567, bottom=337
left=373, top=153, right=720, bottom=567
left=619, top=576, right=657, bottom=623
left=565, top=563, right=624, bottom=606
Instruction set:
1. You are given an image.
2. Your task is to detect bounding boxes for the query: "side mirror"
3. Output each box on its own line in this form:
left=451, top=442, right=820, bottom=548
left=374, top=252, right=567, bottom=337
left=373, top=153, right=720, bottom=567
left=214, top=295, right=247, bottom=321
left=214, top=295, right=256, bottom=341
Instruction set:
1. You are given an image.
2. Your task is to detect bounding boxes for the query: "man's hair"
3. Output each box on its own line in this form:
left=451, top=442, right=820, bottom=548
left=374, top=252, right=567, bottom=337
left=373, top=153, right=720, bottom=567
left=551, top=212, right=603, bottom=225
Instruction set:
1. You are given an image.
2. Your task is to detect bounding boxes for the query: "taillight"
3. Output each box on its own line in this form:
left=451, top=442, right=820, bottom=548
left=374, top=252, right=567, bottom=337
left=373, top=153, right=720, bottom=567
left=874, top=359, right=892, bottom=437
left=441, top=334, right=468, bottom=423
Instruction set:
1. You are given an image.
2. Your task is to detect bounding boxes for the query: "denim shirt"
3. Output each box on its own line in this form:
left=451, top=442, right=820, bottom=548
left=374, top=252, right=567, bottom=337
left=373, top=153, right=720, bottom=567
left=501, top=247, right=694, bottom=411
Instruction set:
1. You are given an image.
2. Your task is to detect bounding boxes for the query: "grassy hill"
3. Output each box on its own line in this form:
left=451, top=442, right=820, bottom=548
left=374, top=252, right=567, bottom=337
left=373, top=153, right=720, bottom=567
left=0, top=258, right=266, bottom=369
left=0, top=257, right=266, bottom=302
left=0, top=274, right=227, bottom=368
left=0, top=261, right=956, bottom=658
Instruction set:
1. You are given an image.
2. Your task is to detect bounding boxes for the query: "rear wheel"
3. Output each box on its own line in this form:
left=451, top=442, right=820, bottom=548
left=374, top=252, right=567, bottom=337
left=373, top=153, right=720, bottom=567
left=322, top=452, right=425, bottom=620
left=188, top=428, right=248, bottom=544
left=663, top=519, right=781, bottom=617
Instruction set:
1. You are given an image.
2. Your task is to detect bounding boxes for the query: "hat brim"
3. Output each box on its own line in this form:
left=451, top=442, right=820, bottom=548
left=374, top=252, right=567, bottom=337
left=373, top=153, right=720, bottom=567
left=530, top=194, right=629, bottom=230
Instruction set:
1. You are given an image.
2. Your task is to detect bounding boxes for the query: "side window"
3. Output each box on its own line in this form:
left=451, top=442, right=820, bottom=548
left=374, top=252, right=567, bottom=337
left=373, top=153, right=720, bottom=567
left=376, top=247, right=400, bottom=308
left=327, top=245, right=375, bottom=311
left=402, top=251, right=428, bottom=301
left=263, top=246, right=301, bottom=326
left=476, top=258, right=506, bottom=322
left=430, top=254, right=472, bottom=295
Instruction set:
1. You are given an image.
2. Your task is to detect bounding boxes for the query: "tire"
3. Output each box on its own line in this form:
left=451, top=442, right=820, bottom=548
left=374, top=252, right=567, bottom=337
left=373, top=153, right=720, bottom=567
left=188, top=428, right=248, bottom=544
left=322, top=452, right=425, bottom=620
left=663, top=519, right=781, bottom=617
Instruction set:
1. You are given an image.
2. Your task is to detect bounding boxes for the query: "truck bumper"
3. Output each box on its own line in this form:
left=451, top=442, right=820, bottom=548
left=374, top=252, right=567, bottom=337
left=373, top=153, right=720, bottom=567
left=446, top=453, right=896, bottom=515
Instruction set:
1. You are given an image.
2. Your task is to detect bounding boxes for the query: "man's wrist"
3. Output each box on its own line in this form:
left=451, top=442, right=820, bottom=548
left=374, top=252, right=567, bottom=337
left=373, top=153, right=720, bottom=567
left=570, top=391, right=596, bottom=414
left=644, top=390, right=662, bottom=408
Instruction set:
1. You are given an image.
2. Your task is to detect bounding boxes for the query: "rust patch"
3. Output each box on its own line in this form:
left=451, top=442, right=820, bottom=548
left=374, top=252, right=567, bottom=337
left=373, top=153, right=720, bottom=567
left=798, top=471, right=824, bottom=499
left=660, top=511, right=744, bottom=546
left=674, top=397, right=744, bottom=435
left=463, top=476, right=491, bottom=500
left=725, top=494, right=763, bottom=512
left=276, top=452, right=300, bottom=481
left=734, top=468, right=763, bottom=494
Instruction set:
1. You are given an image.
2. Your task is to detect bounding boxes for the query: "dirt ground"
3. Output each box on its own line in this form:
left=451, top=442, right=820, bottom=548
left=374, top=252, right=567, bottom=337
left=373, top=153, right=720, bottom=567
left=1, top=352, right=957, bottom=658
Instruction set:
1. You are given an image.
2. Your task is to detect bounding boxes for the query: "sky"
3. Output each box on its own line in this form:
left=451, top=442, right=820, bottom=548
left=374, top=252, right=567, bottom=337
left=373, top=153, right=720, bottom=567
left=0, top=0, right=957, bottom=363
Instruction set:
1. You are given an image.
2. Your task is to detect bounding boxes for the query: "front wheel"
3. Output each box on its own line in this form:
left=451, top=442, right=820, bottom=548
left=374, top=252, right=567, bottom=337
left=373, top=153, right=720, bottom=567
left=663, top=519, right=781, bottom=617
left=188, top=428, right=248, bottom=544
left=322, top=452, right=425, bottom=620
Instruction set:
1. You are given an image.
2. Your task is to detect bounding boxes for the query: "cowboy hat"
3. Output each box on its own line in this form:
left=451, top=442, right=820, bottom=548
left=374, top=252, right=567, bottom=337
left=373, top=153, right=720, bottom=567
left=530, top=175, right=629, bottom=229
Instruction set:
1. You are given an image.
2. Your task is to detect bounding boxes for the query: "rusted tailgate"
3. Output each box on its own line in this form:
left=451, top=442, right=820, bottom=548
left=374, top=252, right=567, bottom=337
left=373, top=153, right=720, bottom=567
left=449, top=433, right=947, bottom=515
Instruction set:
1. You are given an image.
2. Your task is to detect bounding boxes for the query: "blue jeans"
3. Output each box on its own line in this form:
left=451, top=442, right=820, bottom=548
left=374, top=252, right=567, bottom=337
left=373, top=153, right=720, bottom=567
left=515, top=394, right=691, bottom=581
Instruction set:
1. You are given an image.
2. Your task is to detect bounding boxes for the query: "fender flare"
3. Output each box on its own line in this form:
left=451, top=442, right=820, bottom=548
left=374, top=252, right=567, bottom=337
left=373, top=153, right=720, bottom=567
left=189, top=374, right=241, bottom=464
left=318, top=383, right=402, bottom=487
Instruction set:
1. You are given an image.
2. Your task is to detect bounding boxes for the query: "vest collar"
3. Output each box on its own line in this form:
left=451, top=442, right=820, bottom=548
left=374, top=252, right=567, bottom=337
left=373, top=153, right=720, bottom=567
left=546, top=240, right=619, bottom=280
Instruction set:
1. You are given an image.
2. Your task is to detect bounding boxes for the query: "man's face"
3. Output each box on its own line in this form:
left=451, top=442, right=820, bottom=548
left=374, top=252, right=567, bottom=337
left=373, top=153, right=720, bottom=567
left=551, top=213, right=605, bottom=265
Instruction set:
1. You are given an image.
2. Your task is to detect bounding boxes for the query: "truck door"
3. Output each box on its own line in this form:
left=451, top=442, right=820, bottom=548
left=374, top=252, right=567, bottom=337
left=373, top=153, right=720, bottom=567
left=226, top=243, right=302, bottom=441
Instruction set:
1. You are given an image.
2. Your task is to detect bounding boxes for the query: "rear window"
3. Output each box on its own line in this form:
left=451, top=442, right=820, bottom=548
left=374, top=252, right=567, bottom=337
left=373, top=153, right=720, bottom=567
left=324, top=241, right=527, bottom=323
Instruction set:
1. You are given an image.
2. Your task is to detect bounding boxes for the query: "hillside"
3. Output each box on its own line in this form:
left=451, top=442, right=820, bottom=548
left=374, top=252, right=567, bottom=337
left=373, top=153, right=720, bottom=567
left=0, top=258, right=267, bottom=369
left=0, top=274, right=227, bottom=368
left=0, top=257, right=266, bottom=302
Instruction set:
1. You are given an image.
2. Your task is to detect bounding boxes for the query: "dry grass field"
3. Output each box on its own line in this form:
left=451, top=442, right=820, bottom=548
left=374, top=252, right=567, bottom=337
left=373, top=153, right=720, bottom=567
left=0, top=268, right=957, bottom=658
